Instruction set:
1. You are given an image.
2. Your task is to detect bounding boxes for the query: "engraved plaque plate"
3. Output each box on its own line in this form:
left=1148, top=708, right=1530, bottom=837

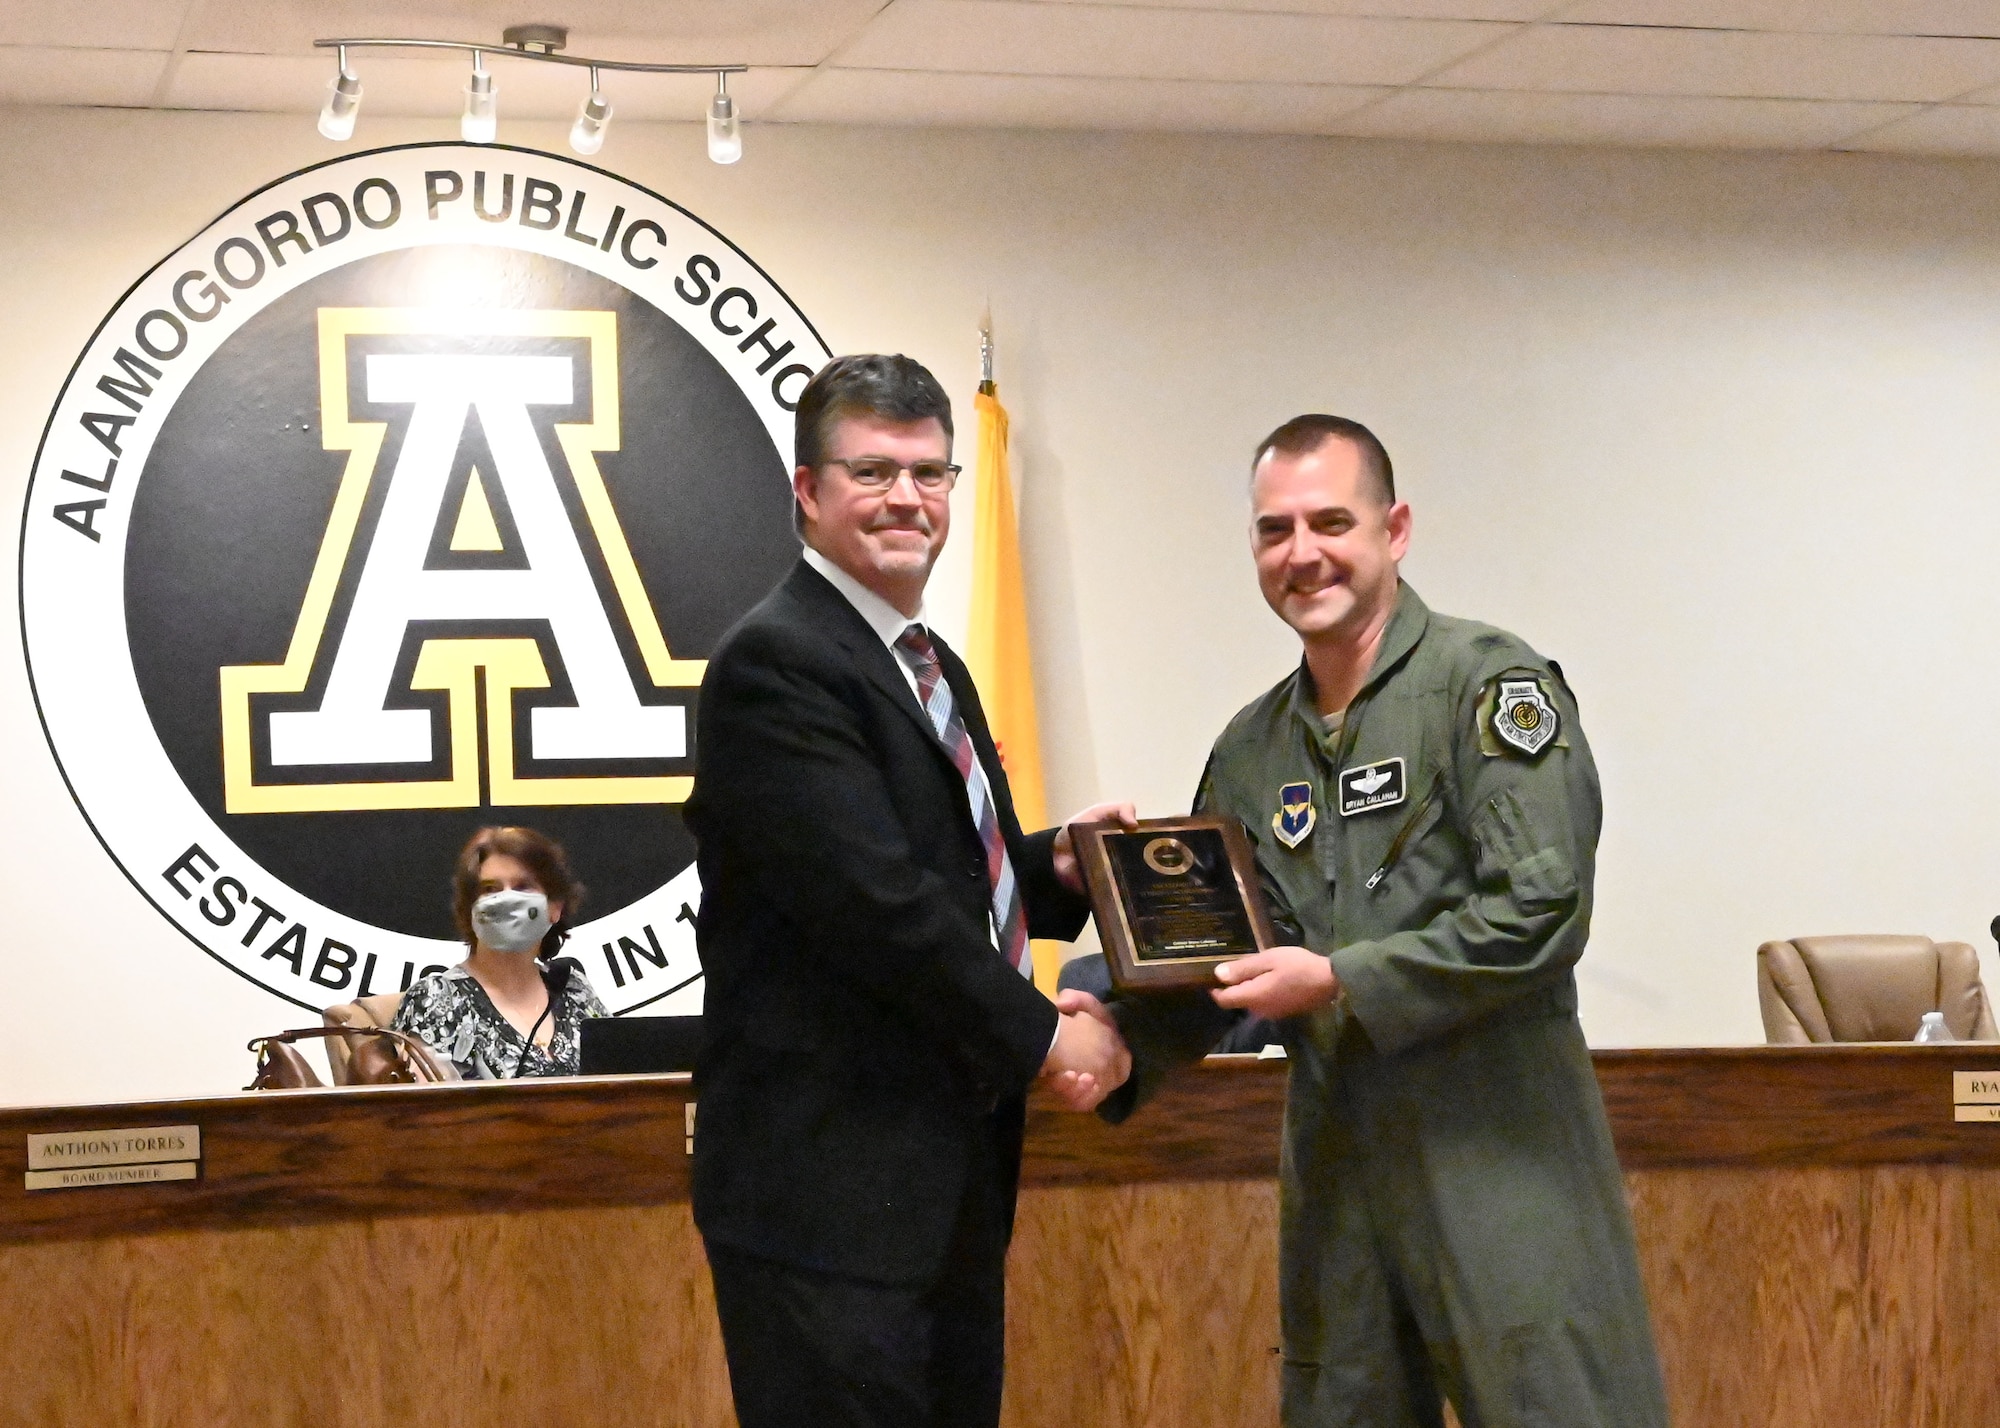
left=25, top=1161, right=202, bottom=1191
left=28, top=1125, right=200, bottom=1170
left=1072, top=816, right=1275, bottom=993
left=25, top=1124, right=202, bottom=1192
left=1953, top=1072, right=2000, bottom=1105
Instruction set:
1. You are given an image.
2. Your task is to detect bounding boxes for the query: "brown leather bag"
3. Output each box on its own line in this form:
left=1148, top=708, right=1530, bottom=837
left=247, top=1026, right=460, bottom=1090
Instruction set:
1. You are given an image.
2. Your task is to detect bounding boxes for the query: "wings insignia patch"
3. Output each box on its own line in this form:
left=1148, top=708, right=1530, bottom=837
left=1273, top=781, right=1315, bottom=848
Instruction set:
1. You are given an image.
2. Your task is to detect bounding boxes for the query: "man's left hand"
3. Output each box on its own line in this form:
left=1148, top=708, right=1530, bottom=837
left=1052, top=801, right=1140, bottom=893
left=1212, top=947, right=1339, bottom=1019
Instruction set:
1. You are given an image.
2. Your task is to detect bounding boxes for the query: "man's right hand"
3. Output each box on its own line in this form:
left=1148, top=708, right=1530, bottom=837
left=1040, top=990, right=1131, bottom=1112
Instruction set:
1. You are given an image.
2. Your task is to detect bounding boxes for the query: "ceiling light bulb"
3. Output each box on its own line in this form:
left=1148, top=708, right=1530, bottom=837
left=570, top=73, right=611, bottom=155
left=706, top=75, right=741, bottom=165
left=318, top=62, right=361, bottom=142
left=462, top=59, right=497, bottom=144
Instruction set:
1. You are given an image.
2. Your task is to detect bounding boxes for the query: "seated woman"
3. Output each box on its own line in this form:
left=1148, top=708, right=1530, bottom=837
left=392, top=826, right=608, bottom=1079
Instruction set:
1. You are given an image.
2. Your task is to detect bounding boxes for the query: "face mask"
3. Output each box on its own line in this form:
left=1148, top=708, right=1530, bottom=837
left=471, top=889, right=550, bottom=954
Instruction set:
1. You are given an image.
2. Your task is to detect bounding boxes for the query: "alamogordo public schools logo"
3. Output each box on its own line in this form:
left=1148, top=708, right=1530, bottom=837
left=20, top=144, right=827, bottom=1012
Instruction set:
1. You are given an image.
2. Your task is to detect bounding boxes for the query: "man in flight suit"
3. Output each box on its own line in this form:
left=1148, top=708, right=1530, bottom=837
left=1084, top=415, right=1669, bottom=1427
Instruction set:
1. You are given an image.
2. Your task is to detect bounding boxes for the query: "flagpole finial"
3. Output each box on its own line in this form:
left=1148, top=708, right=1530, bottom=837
left=978, top=303, right=994, bottom=393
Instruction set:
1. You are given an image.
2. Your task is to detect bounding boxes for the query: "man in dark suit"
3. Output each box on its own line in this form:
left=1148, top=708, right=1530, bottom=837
left=684, top=353, right=1132, bottom=1428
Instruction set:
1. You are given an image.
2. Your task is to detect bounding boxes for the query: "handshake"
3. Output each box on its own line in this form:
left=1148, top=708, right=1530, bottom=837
left=1038, top=989, right=1130, bottom=1113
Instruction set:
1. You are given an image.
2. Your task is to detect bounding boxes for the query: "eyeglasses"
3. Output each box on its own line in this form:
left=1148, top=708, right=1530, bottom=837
left=821, top=457, right=962, bottom=492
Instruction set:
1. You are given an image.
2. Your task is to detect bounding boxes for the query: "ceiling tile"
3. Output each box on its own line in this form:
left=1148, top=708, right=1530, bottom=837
left=996, top=0, right=1561, bottom=16
left=1431, top=23, right=2000, bottom=101
left=1931, top=72, right=2000, bottom=101
left=1334, top=86, right=1922, bottom=148
left=771, top=66, right=1387, bottom=130
left=833, top=0, right=1507, bottom=84
left=0, top=0, right=191, bottom=51
left=176, top=0, right=884, bottom=68
left=1839, top=102, right=2000, bottom=153
left=165, top=51, right=810, bottom=121
left=1557, top=1, right=2000, bottom=38
left=0, top=45, right=168, bottom=106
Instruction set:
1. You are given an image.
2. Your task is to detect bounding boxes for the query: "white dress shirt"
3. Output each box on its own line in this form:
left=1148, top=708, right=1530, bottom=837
left=799, top=547, right=1053, bottom=1045
left=802, top=545, right=926, bottom=700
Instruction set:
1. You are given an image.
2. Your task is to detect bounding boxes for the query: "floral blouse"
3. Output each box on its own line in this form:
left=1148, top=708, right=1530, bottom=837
left=391, top=962, right=608, bottom=1080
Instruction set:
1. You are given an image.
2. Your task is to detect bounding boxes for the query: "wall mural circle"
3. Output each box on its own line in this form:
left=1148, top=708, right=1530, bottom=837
left=19, top=143, right=828, bottom=1012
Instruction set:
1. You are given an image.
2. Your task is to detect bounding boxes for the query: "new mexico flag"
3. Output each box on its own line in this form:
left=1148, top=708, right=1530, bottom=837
left=964, top=381, right=1059, bottom=994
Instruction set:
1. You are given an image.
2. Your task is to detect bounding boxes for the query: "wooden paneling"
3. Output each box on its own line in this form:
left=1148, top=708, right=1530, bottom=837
left=1626, top=1164, right=2000, bottom=1428
left=1004, top=1180, right=1280, bottom=1428
left=9, top=1045, right=1997, bottom=1246
left=16, top=1168, right=1992, bottom=1427
left=0, top=1203, right=734, bottom=1428
left=1020, top=1053, right=1285, bottom=1186
left=8, top=1048, right=2000, bottom=1426
left=1597, top=1045, right=2000, bottom=1167
left=0, top=1059, right=1292, bottom=1247
left=0, top=1074, right=696, bottom=1245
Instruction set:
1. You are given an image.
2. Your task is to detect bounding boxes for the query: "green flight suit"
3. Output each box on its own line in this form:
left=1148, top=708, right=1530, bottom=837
left=1110, top=583, right=1668, bottom=1428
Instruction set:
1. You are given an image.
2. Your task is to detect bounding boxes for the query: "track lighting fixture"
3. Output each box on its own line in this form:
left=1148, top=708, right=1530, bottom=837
left=570, top=67, right=612, bottom=156
left=707, top=72, right=742, bottom=165
left=316, top=46, right=362, bottom=141
left=312, top=29, right=748, bottom=162
left=461, top=52, right=497, bottom=145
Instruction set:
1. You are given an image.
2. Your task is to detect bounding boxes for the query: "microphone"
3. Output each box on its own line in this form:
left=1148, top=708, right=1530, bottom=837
left=1990, top=916, right=2000, bottom=951
left=513, top=957, right=580, bottom=1077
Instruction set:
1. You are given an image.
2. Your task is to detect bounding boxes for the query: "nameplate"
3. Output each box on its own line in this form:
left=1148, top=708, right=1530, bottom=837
left=1954, top=1104, right=2000, bottom=1123
left=25, top=1124, right=202, bottom=1191
left=1953, top=1072, right=2000, bottom=1105
left=25, top=1161, right=201, bottom=1191
left=27, top=1124, right=201, bottom=1171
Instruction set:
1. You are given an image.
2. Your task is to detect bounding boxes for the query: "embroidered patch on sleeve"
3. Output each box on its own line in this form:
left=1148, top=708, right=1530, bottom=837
left=1481, top=675, right=1560, bottom=757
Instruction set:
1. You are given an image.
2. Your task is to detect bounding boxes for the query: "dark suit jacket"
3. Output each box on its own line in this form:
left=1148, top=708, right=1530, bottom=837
left=685, top=560, right=1089, bottom=1286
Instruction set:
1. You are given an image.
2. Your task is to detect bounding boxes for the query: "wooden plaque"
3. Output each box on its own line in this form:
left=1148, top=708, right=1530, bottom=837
left=1071, top=816, right=1275, bottom=993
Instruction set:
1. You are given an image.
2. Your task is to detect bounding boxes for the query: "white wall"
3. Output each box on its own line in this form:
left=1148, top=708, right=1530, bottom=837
left=7, top=105, right=2000, bottom=1106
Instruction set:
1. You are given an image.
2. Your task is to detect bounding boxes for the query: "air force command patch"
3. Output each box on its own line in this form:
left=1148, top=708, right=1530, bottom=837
left=1492, top=677, right=1560, bottom=756
left=1338, top=757, right=1407, bottom=816
left=1273, top=781, right=1315, bottom=848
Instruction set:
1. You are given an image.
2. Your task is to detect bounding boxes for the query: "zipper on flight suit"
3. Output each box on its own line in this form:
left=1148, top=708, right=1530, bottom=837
left=1363, top=770, right=1444, bottom=891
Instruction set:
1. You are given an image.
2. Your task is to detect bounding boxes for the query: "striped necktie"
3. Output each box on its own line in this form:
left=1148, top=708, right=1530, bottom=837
left=894, top=626, right=1031, bottom=978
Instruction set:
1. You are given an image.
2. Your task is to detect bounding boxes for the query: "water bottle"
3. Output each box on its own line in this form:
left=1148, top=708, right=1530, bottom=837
left=1914, top=1011, right=1954, bottom=1043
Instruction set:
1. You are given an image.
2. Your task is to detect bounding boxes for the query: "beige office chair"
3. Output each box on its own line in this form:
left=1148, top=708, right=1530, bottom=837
left=321, top=992, right=406, bottom=1084
left=1757, top=935, right=1998, bottom=1043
